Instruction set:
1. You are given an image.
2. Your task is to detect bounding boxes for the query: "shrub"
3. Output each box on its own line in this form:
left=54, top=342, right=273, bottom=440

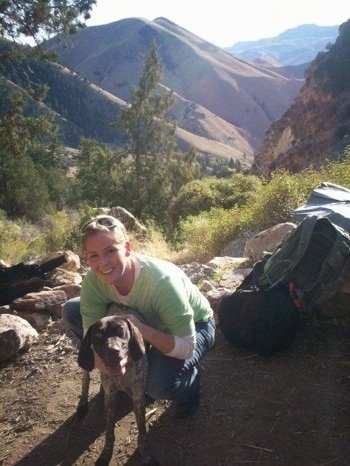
left=320, top=150, right=350, bottom=187
left=0, top=212, right=41, bottom=264
left=249, top=169, right=321, bottom=229
left=179, top=205, right=256, bottom=263
left=178, top=169, right=322, bottom=262
left=167, top=173, right=262, bottom=239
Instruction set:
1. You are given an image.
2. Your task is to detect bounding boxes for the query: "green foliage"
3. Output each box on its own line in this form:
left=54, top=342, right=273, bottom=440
left=179, top=168, right=324, bottom=262
left=2, top=151, right=350, bottom=265
left=179, top=206, right=250, bottom=262
left=249, top=169, right=322, bottom=229
left=0, top=90, right=71, bottom=220
left=0, top=208, right=87, bottom=264
left=74, top=138, right=119, bottom=206
left=102, top=41, right=198, bottom=226
left=0, top=0, right=96, bottom=46
left=37, top=210, right=82, bottom=254
left=320, top=149, right=350, bottom=187
left=0, top=212, right=40, bottom=263
left=167, top=173, right=262, bottom=238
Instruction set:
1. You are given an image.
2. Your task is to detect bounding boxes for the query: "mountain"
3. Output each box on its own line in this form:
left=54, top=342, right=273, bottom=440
left=253, top=19, right=350, bottom=175
left=227, top=24, right=341, bottom=66
left=43, top=17, right=303, bottom=164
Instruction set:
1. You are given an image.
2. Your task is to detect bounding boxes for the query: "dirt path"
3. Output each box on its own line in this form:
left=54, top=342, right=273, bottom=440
left=0, top=313, right=349, bottom=466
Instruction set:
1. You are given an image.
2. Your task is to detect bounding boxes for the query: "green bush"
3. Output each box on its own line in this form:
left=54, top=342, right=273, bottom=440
left=0, top=209, right=85, bottom=264
left=167, top=173, right=262, bottom=239
left=179, top=169, right=323, bottom=262
left=37, top=210, right=83, bottom=255
left=249, top=169, right=322, bottom=229
left=1, top=147, right=350, bottom=266
left=0, top=212, right=41, bottom=264
left=320, top=150, right=350, bottom=187
left=179, top=205, right=256, bottom=263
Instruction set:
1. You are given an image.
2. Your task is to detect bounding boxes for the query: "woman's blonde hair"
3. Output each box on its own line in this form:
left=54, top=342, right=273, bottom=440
left=81, top=215, right=129, bottom=247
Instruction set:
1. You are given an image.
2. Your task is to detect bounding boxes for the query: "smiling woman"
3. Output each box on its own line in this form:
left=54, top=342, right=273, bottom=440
left=63, top=214, right=216, bottom=418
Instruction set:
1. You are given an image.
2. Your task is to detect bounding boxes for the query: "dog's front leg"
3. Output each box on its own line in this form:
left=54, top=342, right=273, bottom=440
left=77, top=370, right=90, bottom=417
left=133, top=394, right=158, bottom=465
left=96, top=385, right=116, bottom=466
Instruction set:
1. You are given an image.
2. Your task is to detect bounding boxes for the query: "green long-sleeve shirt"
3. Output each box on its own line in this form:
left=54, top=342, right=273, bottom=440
left=80, top=254, right=213, bottom=338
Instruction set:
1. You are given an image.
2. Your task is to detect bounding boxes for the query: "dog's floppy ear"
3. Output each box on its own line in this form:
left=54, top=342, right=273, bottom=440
left=124, top=318, right=146, bottom=362
left=78, top=326, right=95, bottom=371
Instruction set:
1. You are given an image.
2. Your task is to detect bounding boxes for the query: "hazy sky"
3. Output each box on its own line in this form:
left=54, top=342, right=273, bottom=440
left=86, top=0, right=350, bottom=47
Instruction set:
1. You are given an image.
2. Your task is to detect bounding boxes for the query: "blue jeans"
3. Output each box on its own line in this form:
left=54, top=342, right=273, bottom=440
left=62, top=298, right=216, bottom=403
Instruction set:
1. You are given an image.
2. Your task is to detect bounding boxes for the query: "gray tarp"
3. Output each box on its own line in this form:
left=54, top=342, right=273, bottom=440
left=293, top=182, right=350, bottom=232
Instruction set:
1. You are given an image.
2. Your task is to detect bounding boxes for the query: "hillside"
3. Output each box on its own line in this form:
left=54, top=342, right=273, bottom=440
left=44, top=17, right=303, bottom=160
left=4, top=19, right=346, bottom=172
left=253, top=19, right=350, bottom=175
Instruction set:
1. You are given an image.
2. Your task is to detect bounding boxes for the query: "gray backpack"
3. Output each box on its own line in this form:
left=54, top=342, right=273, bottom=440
left=258, top=215, right=350, bottom=309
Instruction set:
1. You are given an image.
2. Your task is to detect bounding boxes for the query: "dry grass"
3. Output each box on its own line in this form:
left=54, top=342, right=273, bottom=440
left=131, top=230, right=195, bottom=265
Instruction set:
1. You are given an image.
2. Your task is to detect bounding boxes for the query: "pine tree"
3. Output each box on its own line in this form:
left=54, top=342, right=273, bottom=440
left=117, top=41, right=198, bottom=223
left=74, top=138, right=118, bottom=206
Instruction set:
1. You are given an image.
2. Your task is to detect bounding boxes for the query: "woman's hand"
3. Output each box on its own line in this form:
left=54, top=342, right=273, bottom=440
left=123, top=313, right=176, bottom=355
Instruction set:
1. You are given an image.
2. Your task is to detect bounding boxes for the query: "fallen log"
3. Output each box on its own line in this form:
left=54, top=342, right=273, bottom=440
left=0, top=255, right=66, bottom=306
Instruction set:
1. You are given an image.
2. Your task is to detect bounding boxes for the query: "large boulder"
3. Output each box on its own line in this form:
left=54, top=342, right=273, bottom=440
left=244, top=222, right=296, bottom=262
left=0, top=314, right=39, bottom=361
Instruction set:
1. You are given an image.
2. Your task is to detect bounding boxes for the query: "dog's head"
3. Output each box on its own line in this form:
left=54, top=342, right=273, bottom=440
left=78, top=316, right=146, bottom=373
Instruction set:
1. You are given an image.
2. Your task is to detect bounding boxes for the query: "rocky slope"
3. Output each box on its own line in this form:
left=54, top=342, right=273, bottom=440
left=253, top=19, right=350, bottom=175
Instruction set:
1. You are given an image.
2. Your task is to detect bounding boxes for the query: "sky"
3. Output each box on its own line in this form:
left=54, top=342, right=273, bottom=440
left=86, top=0, right=350, bottom=47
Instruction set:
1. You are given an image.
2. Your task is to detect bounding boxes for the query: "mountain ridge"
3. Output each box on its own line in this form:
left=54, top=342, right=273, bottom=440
left=3, top=19, right=345, bottom=172
left=45, top=17, right=303, bottom=158
left=227, top=24, right=340, bottom=66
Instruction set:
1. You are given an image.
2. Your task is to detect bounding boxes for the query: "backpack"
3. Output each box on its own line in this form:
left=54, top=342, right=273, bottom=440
left=258, top=215, right=350, bottom=309
left=218, top=284, right=299, bottom=355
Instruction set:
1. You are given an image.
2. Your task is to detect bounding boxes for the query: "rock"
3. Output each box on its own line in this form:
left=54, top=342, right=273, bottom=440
left=46, top=269, right=82, bottom=287
left=40, top=250, right=81, bottom=272
left=207, top=256, right=249, bottom=269
left=10, top=289, right=68, bottom=315
left=18, top=311, right=51, bottom=331
left=0, top=314, right=39, bottom=361
left=2, top=215, right=350, bottom=362
left=91, top=206, right=148, bottom=238
left=219, top=268, right=252, bottom=289
left=244, top=222, right=296, bottom=262
left=54, top=284, right=81, bottom=300
left=0, top=305, right=10, bottom=315
left=180, top=262, right=215, bottom=284
left=205, top=287, right=232, bottom=313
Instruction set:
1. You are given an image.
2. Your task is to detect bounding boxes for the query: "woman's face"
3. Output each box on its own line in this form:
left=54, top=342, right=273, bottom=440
left=84, top=231, right=132, bottom=286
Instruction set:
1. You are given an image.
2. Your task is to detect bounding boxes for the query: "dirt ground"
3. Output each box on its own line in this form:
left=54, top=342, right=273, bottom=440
left=0, top=311, right=349, bottom=466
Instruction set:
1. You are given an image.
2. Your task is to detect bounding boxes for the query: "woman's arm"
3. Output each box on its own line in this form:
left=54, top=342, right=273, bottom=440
left=125, top=313, right=195, bottom=359
left=125, top=313, right=176, bottom=354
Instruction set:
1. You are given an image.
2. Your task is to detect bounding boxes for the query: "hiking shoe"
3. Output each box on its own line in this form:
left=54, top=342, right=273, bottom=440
left=175, top=392, right=200, bottom=418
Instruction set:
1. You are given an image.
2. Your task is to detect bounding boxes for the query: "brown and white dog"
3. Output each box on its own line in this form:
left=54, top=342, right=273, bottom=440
left=77, top=314, right=158, bottom=466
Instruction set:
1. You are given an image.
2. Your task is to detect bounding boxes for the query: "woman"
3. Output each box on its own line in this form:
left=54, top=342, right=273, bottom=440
left=63, top=215, right=216, bottom=418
